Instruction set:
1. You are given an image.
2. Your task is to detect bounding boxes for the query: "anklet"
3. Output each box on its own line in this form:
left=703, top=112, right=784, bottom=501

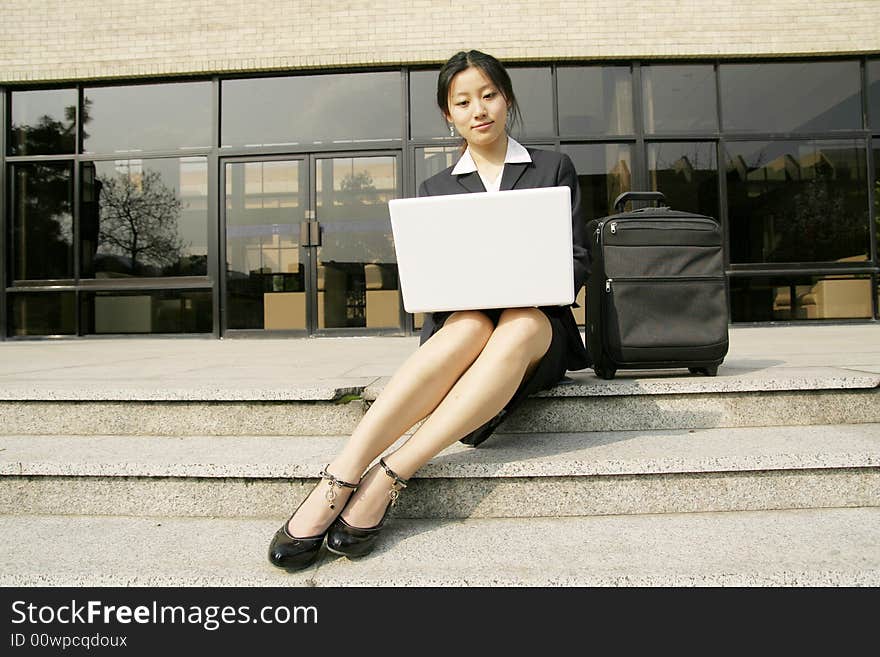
left=379, top=457, right=409, bottom=507
left=318, top=465, right=359, bottom=509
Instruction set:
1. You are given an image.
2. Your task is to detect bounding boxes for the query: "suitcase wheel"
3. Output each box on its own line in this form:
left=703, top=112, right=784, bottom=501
left=594, top=366, right=616, bottom=380
left=688, top=366, right=718, bottom=377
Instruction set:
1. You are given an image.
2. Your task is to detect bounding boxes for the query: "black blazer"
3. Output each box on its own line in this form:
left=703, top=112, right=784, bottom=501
left=416, top=147, right=591, bottom=372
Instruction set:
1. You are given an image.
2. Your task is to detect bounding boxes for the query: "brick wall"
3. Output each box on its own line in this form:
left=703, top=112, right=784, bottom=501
left=1, top=0, right=879, bottom=83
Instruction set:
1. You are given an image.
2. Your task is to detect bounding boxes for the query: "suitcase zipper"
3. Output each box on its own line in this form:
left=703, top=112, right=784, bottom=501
left=610, top=221, right=716, bottom=232
left=605, top=276, right=724, bottom=293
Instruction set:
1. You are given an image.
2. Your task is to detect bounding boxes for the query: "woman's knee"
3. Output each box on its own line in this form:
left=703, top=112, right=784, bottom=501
left=494, top=308, right=553, bottom=357
left=439, top=310, right=495, bottom=346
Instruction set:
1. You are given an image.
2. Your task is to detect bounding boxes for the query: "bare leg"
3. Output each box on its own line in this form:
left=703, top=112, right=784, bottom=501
left=338, top=307, right=553, bottom=528
left=287, top=310, right=495, bottom=537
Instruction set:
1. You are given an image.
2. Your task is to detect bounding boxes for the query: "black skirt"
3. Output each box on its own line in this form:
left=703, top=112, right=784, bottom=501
left=420, top=306, right=572, bottom=447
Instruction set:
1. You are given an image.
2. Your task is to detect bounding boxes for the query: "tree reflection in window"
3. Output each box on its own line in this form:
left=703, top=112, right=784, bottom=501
left=9, top=91, right=86, bottom=155
left=12, top=162, right=74, bottom=280
left=83, top=159, right=208, bottom=278
left=95, top=169, right=187, bottom=276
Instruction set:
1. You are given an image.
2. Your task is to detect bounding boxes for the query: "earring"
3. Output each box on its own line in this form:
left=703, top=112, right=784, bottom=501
left=449, top=124, right=455, bottom=137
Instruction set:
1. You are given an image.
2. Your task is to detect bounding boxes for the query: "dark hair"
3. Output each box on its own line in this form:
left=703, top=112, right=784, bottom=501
left=436, top=50, right=523, bottom=137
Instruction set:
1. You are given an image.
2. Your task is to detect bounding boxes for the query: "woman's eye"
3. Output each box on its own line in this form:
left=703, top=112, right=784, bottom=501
left=484, top=92, right=497, bottom=99
left=456, top=101, right=468, bottom=107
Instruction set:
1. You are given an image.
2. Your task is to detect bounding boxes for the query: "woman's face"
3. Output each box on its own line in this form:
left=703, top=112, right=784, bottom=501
left=445, top=66, right=509, bottom=150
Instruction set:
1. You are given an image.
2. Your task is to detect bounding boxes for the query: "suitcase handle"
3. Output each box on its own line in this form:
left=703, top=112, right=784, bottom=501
left=614, top=191, right=666, bottom=212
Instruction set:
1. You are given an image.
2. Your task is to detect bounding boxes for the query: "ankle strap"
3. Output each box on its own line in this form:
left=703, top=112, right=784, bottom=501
left=318, top=465, right=359, bottom=490
left=379, top=457, right=408, bottom=490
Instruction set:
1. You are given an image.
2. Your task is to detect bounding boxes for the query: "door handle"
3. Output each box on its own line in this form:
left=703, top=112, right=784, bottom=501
left=299, top=220, right=321, bottom=247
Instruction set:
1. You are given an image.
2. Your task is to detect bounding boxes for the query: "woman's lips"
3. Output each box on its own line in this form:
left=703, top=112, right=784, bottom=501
left=472, top=121, right=493, bottom=131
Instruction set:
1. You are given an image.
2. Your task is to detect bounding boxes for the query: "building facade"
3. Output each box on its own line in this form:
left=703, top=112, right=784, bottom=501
left=2, top=1, right=879, bottom=338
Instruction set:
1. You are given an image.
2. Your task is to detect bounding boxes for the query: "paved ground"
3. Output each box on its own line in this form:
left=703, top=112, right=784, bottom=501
left=0, top=325, right=877, bottom=398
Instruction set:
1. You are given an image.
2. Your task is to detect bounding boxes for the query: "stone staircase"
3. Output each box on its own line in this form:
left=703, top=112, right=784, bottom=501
left=1, top=359, right=878, bottom=586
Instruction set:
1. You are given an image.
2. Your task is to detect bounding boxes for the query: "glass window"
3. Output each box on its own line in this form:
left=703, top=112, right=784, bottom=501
left=726, top=140, right=869, bottom=264
left=80, top=289, right=212, bottom=334
left=870, top=59, right=880, bottom=132
left=561, top=143, right=632, bottom=219
left=415, top=146, right=460, bottom=191
left=872, top=147, right=880, bottom=319
left=730, top=274, right=874, bottom=322
left=224, top=159, right=307, bottom=331
left=410, top=70, right=447, bottom=139
left=81, top=157, right=209, bottom=278
left=642, top=64, right=717, bottom=133
left=9, top=88, right=77, bottom=155
left=222, top=72, right=402, bottom=148
left=11, top=162, right=74, bottom=281
left=721, top=61, right=861, bottom=133
left=557, top=66, right=634, bottom=135
left=316, top=156, right=400, bottom=329
left=83, top=81, right=211, bottom=153
left=507, top=67, right=554, bottom=138
left=647, top=142, right=719, bottom=217
left=9, top=292, right=76, bottom=336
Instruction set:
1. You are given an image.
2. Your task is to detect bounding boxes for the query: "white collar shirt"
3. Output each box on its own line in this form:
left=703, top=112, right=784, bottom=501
left=450, top=136, right=532, bottom=193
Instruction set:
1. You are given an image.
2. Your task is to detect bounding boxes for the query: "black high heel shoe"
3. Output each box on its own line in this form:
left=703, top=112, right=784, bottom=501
left=268, top=465, right=360, bottom=572
left=326, top=457, right=408, bottom=559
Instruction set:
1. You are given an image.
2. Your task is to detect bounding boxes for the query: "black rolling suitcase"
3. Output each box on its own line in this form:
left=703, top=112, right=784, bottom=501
left=586, top=191, right=729, bottom=379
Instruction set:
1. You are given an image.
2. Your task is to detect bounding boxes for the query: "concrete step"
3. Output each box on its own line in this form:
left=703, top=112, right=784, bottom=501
left=3, top=424, right=878, bottom=518
left=1, top=368, right=877, bottom=436
left=2, top=507, right=877, bottom=586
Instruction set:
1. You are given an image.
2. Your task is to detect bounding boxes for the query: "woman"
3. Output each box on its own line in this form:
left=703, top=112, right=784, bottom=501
left=269, top=50, right=591, bottom=571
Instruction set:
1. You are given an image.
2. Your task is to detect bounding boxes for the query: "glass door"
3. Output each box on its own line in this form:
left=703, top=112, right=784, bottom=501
left=313, top=154, right=401, bottom=332
left=222, top=157, right=309, bottom=333
left=221, top=153, right=402, bottom=335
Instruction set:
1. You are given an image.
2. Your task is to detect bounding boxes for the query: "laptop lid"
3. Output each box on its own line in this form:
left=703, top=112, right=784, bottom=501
left=389, top=186, right=573, bottom=314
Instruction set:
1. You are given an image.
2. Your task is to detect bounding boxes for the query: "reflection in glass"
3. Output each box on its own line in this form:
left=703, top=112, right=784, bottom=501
left=222, top=72, right=402, bottom=148
left=410, top=70, right=447, bottom=139
left=561, top=143, right=632, bottom=219
left=81, top=158, right=208, bottom=278
left=647, top=142, right=718, bottom=217
left=83, top=82, right=211, bottom=153
left=871, top=60, right=880, bottom=131
left=225, top=160, right=306, bottom=330
left=11, top=163, right=74, bottom=280
left=81, top=290, right=212, bottom=334
left=726, top=140, right=869, bottom=264
left=557, top=66, right=633, bottom=135
left=9, top=293, right=76, bottom=336
left=9, top=89, right=77, bottom=155
left=875, top=147, right=880, bottom=316
left=415, top=146, right=460, bottom=191
left=507, top=67, right=554, bottom=138
left=721, top=61, right=861, bottom=133
left=642, top=64, right=717, bottom=133
left=316, top=156, right=400, bottom=329
left=730, top=274, right=873, bottom=321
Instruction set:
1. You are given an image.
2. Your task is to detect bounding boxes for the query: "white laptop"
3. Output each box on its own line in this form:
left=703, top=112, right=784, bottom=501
left=388, top=186, right=573, bottom=314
